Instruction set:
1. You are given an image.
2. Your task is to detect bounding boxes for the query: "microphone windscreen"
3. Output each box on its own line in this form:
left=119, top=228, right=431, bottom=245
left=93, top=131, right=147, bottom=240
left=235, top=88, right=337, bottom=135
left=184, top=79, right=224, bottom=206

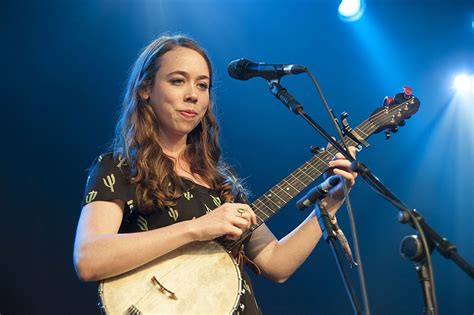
left=227, top=58, right=252, bottom=81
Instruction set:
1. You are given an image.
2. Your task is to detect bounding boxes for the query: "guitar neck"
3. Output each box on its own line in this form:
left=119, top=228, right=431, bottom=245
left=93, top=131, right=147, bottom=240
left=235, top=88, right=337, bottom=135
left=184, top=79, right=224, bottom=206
left=250, top=118, right=378, bottom=226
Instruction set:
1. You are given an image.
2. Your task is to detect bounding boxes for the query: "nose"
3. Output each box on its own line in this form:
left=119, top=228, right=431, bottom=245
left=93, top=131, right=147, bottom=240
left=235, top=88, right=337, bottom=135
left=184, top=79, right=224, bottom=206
left=184, top=84, right=198, bottom=103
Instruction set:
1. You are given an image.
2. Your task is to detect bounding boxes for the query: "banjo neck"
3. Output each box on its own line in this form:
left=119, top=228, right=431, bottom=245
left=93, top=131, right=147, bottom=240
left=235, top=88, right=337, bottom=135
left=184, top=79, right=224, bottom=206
left=223, top=94, right=420, bottom=249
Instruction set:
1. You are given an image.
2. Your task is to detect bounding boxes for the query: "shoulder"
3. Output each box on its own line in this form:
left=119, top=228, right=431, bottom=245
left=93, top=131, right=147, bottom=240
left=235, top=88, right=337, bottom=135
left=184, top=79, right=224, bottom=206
left=86, top=153, right=129, bottom=178
left=89, top=152, right=127, bottom=168
left=86, top=152, right=131, bottom=185
left=82, top=152, right=136, bottom=208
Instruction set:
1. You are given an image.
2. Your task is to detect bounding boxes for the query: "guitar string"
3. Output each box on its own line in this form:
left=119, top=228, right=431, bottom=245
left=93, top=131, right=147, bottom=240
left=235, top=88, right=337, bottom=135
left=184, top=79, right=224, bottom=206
left=256, top=155, right=334, bottom=218
left=253, top=146, right=335, bottom=220
left=255, top=147, right=338, bottom=216
left=252, top=151, right=333, bottom=222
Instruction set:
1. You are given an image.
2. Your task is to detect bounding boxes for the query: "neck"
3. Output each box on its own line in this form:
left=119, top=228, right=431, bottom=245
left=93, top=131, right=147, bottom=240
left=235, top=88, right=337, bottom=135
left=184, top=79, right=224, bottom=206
left=158, top=131, right=187, bottom=160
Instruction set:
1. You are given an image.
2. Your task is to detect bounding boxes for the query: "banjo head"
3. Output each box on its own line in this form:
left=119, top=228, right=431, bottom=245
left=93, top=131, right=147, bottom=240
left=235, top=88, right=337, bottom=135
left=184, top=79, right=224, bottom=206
left=99, top=241, right=242, bottom=314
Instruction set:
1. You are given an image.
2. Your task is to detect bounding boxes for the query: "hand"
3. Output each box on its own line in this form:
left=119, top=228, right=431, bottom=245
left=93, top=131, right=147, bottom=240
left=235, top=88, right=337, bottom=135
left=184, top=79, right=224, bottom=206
left=191, top=203, right=257, bottom=241
left=322, top=146, right=358, bottom=213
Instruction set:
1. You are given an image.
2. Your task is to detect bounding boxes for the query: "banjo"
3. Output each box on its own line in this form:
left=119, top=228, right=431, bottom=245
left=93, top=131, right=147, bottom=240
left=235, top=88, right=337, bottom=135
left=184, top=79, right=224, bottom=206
left=98, top=93, right=420, bottom=314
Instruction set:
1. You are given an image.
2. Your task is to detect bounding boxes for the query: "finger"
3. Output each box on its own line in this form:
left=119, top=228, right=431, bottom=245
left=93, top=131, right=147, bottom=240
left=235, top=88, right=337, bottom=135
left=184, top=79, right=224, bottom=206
left=326, top=139, right=336, bottom=150
left=250, top=210, right=257, bottom=225
left=234, top=204, right=257, bottom=225
left=333, top=169, right=357, bottom=186
left=230, top=210, right=251, bottom=226
left=329, top=159, right=352, bottom=169
left=348, top=146, right=357, bottom=158
left=332, top=167, right=357, bottom=179
left=244, top=207, right=257, bottom=225
left=225, top=225, right=243, bottom=240
left=233, top=216, right=251, bottom=229
left=332, top=147, right=357, bottom=160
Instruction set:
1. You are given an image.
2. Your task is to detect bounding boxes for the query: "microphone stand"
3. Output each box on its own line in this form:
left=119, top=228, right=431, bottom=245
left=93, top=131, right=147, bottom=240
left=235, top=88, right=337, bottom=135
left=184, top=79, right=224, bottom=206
left=267, top=80, right=474, bottom=315
left=268, top=80, right=364, bottom=315
left=316, top=200, right=364, bottom=315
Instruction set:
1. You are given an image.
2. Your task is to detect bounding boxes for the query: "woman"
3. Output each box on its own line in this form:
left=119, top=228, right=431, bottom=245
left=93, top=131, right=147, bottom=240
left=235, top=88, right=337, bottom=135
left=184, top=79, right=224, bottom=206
left=73, top=35, right=357, bottom=314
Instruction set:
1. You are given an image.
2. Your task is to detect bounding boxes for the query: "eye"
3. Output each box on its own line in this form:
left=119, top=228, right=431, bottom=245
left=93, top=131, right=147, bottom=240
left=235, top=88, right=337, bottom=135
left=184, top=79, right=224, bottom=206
left=197, top=82, right=209, bottom=91
left=170, top=78, right=184, bottom=85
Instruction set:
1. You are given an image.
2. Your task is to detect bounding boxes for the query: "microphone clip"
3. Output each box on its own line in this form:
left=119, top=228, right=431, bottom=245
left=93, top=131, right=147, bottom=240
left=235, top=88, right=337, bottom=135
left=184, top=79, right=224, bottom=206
left=268, top=81, right=304, bottom=115
left=316, top=201, right=357, bottom=267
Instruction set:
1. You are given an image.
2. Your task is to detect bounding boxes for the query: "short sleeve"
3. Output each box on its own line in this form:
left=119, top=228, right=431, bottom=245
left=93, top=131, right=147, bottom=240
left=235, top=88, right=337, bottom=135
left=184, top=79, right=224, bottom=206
left=81, top=153, right=136, bottom=211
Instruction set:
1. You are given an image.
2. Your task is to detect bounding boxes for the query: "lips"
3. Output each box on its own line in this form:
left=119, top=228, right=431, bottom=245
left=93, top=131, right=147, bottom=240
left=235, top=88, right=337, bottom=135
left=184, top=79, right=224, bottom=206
left=178, top=109, right=198, bottom=118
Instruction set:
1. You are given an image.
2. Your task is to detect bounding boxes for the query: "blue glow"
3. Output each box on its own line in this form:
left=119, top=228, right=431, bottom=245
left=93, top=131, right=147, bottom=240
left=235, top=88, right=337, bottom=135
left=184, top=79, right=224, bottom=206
left=338, top=0, right=365, bottom=22
left=347, top=14, right=401, bottom=90
left=454, top=74, right=474, bottom=93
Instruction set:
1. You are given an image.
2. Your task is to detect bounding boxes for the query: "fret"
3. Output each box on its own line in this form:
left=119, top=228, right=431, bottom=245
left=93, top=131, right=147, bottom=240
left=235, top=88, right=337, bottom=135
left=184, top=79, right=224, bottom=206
left=279, top=178, right=300, bottom=197
left=250, top=151, right=333, bottom=224
left=287, top=173, right=307, bottom=189
left=295, top=161, right=316, bottom=182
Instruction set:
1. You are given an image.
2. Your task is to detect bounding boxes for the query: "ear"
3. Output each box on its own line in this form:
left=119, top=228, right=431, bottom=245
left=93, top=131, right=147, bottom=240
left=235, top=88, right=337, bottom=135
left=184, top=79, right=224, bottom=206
left=139, top=86, right=150, bottom=102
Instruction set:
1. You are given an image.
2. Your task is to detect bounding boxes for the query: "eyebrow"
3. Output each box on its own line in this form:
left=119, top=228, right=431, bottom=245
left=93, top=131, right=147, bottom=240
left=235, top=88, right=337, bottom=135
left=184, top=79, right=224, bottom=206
left=167, top=70, right=210, bottom=81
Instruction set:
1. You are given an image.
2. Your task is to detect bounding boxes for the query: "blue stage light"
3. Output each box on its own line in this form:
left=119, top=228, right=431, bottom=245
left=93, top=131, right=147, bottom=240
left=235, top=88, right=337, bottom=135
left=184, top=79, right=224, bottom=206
left=338, top=0, right=365, bottom=22
left=454, top=74, right=473, bottom=93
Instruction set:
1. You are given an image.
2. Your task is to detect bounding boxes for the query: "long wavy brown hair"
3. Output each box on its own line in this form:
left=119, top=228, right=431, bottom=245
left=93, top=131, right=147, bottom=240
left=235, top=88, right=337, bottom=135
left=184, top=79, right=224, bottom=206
left=112, top=35, right=239, bottom=213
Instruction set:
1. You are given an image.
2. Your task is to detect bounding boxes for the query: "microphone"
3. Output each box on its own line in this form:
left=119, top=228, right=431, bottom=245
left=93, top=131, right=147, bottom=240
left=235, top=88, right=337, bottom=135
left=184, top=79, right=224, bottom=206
left=296, top=176, right=341, bottom=211
left=227, top=58, right=306, bottom=81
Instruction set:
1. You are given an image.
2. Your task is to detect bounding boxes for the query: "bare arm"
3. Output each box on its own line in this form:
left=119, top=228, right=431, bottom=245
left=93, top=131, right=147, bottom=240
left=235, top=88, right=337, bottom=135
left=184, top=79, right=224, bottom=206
left=246, top=151, right=357, bottom=283
left=73, top=200, right=198, bottom=281
left=246, top=213, right=321, bottom=283
left=73, top=200, right=256, bottom=282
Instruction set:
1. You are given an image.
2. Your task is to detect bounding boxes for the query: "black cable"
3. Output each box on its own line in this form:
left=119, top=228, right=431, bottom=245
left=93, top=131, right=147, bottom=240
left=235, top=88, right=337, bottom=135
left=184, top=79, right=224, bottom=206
left=304, top=69, right=371, bottom=315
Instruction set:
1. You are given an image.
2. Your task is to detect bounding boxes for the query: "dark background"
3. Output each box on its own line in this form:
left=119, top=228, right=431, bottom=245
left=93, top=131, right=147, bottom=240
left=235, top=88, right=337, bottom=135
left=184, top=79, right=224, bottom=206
left=1, top=0, right=473, bottom=314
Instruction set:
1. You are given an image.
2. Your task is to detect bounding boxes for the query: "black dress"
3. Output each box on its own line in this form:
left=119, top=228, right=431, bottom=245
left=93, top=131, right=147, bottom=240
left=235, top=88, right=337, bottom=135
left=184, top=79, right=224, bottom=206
left=81, top=153, right=261, bottom=314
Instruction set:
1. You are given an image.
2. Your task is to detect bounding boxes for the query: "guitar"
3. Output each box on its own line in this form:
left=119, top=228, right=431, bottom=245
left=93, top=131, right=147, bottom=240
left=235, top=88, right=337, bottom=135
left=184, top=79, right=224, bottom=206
left=98, top=91, right=420, bottom=315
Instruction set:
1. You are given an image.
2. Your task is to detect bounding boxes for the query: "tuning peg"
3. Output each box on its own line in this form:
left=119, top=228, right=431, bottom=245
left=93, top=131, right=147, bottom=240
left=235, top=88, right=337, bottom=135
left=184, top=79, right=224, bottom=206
left=385, top=129, right=391, bottom=140
left=398, top=120, right=406, bottom=127
left=403, top=86, right=413, bottom=99
left=383, top=96, right=394, bottom=107
left=391, top=126, right=399, bottom=133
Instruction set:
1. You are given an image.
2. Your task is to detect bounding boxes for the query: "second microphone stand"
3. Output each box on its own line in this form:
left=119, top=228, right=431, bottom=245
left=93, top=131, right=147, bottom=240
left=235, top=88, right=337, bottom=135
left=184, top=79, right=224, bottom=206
left=316, top=200, right=364, bottom=314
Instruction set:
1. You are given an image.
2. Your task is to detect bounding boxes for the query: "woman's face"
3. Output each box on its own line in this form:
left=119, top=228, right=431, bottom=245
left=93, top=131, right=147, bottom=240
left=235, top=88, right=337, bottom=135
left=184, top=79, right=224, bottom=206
left=142, top=46, right=211, bottom=142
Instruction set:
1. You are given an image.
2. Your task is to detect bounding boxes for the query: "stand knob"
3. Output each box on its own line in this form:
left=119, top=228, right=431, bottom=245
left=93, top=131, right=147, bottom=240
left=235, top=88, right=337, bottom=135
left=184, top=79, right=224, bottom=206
left=400, top=234, right=424, bottom=262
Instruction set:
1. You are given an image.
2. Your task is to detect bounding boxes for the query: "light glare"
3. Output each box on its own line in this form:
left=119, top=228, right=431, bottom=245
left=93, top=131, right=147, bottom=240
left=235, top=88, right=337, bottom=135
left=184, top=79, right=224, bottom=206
left=454, top=74, right=473, bottom=92
left=338, top=0, right=365, bottom=22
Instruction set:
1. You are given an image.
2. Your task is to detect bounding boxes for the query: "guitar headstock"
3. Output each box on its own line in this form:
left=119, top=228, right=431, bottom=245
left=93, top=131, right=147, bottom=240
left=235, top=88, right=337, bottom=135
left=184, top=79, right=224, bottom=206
left=370, top=86, right=420, bottom=138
